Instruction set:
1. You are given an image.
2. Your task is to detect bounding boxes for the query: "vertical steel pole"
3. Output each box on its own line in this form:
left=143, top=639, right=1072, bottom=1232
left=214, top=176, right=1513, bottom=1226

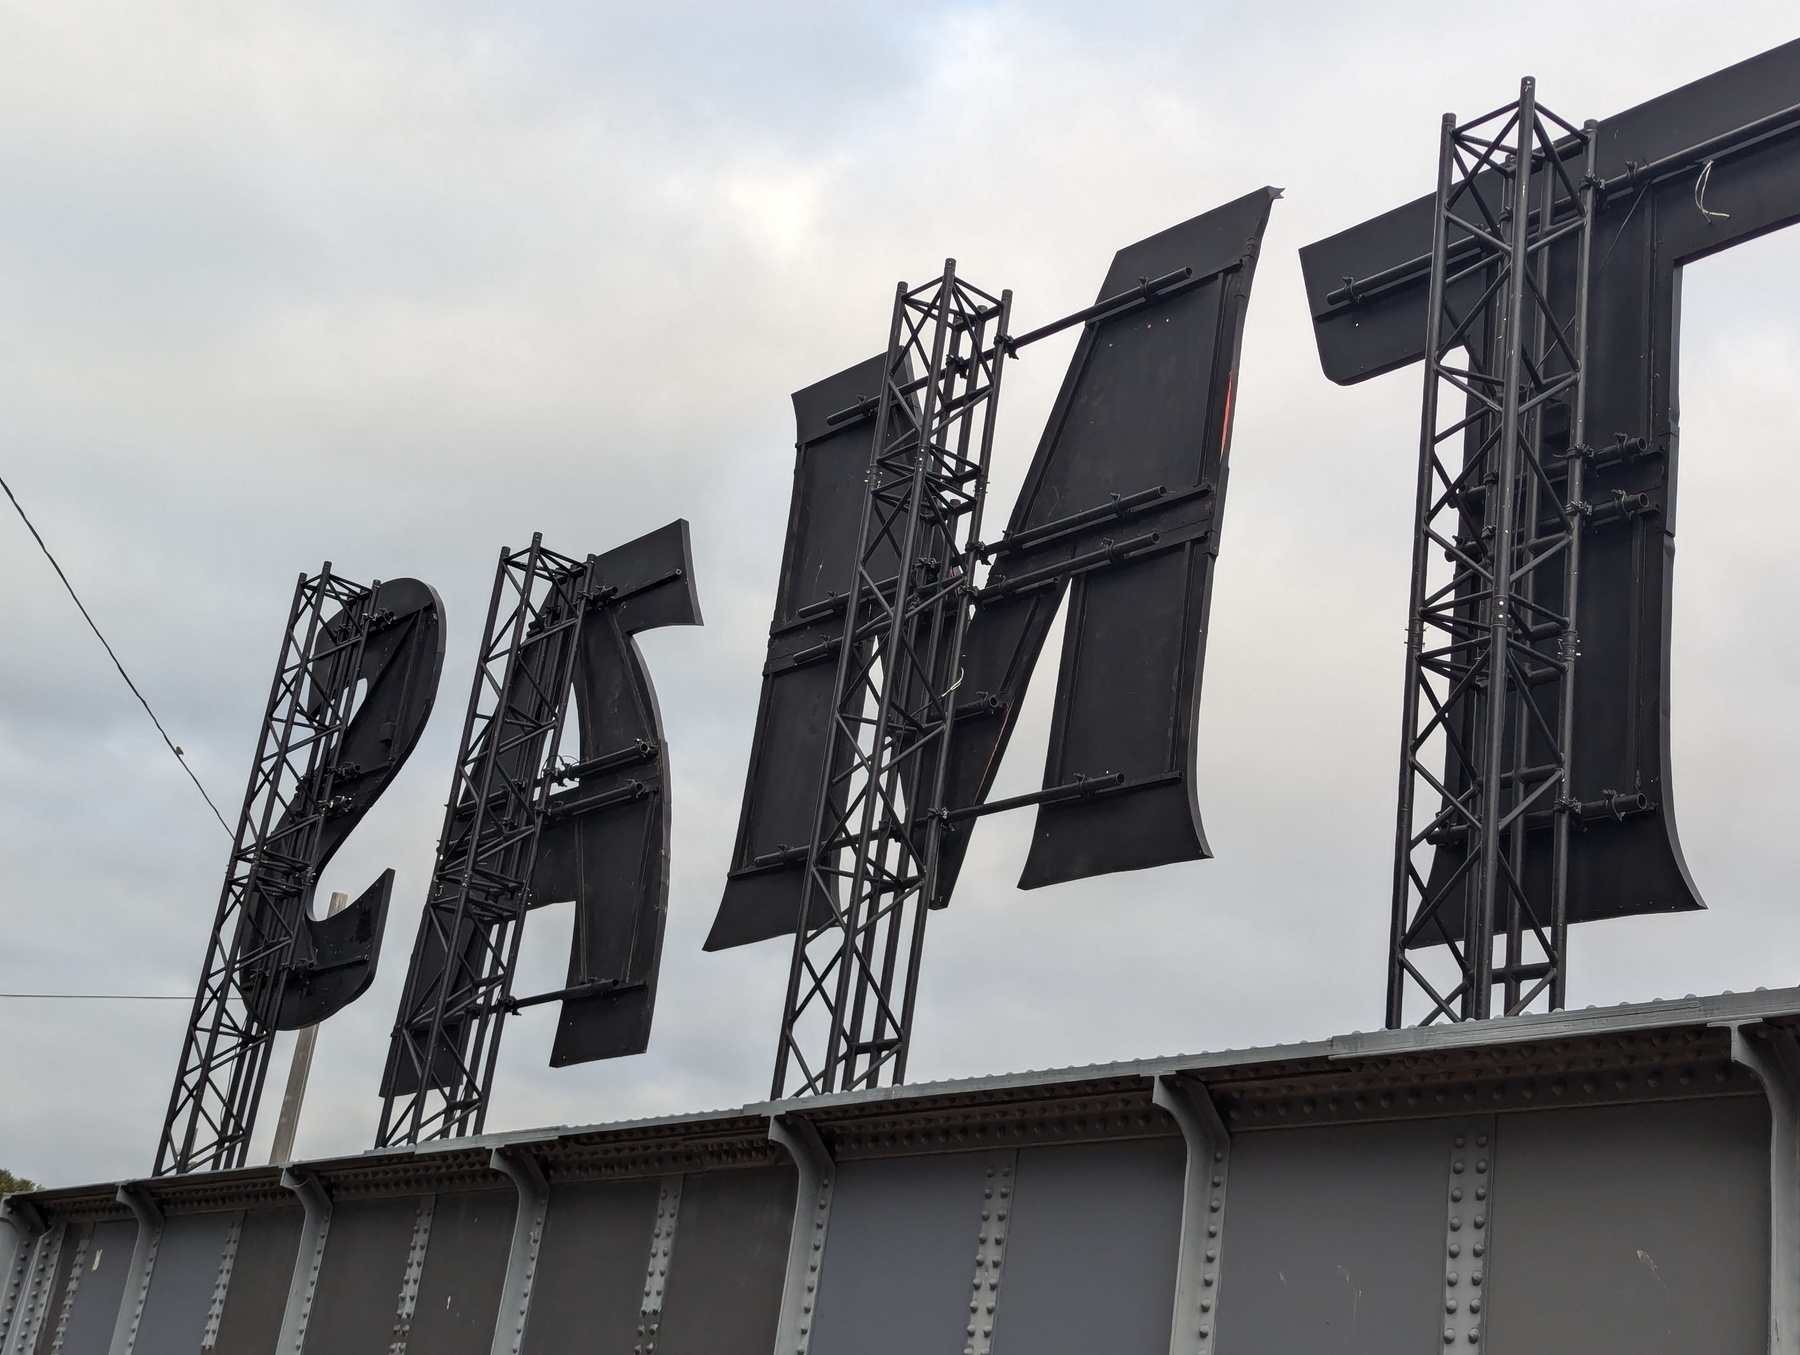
left=1468, top=79, right=1539, bottom=1021
left=1548, top=121, right=1600, bottom=1012
left=267, top=890, right=351, bottom=1165
left=1386, top=113, right=1459, bottom=1030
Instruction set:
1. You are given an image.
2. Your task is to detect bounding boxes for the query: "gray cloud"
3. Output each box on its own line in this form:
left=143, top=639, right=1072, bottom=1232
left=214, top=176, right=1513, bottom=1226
left=2, top=1, right=1797, bottom=1185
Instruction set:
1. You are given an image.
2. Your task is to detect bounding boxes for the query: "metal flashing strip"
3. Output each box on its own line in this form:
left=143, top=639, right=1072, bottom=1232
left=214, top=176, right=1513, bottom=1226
left=1154, top=1077, right=1229, bottom=1355
left=1214, top=1024, right=1760, bottom=1134
left=14, top=989, right=1800, bottom=1235
left=276, top=1167, right=331, bottom=1354
left=769, top=1114, right=834, bottom=1355
left=1728, top=1021, right=1800, bottom=1355
left=635, top=1176, right=683, bottom=1354
left=108, top=1184, right=165, bottom=1355
left=199, top=1212, right=243, bottom=1351
left=48, top=1229, right=89, bottom=1355
left=389, top=1194, right=436, bottom=1354
left=1439, top=1119, right=1495, bottom=1349
left=963, top=1152, right=1017, bottom=1355
left=1327, top=989, right=1800, bottom=1060
left=488, top=1147, right=548, bottom=1355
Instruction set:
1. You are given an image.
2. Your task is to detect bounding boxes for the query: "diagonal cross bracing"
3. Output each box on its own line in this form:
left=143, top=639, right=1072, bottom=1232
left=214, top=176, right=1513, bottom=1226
left=157, top=568, right=379, bottom=1174
left=773, top=263, right=1013, bottom=1098
left=1388, top=81, right=1599, bottom=1026
left=376, top=537, right=591, bottom=1145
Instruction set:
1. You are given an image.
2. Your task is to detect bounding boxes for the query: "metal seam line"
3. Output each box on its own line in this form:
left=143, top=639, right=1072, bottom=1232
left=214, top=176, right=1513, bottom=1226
left=1440, top=1117, right=1496, bottom=1348
left=389, top=1194, right=436, bottom=1355
left=635, top=1176, right=684, bottom=1355
left=199, top=1213, right=242, bottom=1351
left=47, top=1229, right=89, bottom=1355
left=964, top=1150, right=1018, bottom=1355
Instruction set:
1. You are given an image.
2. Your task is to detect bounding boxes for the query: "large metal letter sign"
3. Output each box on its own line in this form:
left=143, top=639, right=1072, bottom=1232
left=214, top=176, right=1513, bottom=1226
left=157, top=570, right=444, bottom=1174
left=936, top=189, right=1276, bottom=901
left=378, top=523, right=699, bottom=1145
left=710, top=190, right=1275, bottom=1095
left=1299, top=42, right=1800, bottom=1024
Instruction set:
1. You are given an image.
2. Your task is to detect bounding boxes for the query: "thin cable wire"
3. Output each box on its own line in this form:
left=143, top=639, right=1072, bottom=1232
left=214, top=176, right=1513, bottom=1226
left=0, top=993, right=189, bottom=1000
left=1, top=472, right=231, bottom=835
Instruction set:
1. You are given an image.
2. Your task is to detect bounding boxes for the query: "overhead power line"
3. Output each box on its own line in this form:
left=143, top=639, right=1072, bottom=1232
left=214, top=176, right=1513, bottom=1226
left=0, top=993, right=189, bottom=1000
left=0, top=472, right=230, bottom=836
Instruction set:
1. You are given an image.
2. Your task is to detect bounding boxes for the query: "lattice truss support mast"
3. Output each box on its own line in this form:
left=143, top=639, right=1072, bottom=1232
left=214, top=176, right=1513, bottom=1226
left=774, top=264, right=1012, bottom=1097
left=157, top=568, right=378, bottom=1175
left=1389, top=81, right=1599, bottom=1025
left=378, top=537, right=591, bottom=1145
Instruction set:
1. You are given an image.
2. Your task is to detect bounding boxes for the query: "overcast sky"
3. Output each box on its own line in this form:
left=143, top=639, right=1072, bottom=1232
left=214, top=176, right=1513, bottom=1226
left=3, top=3, right=1798, bottom=1188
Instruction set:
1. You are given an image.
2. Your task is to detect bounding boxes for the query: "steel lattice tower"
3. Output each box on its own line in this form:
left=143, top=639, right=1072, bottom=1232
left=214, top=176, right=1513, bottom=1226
left=156, top=567, right=378, bottom=1174
left=1388, top=81, right=1599, bottom=1025
left=773, top=263, right=1012, bottom=1097
left=377, top=537, right=591, bottom=1144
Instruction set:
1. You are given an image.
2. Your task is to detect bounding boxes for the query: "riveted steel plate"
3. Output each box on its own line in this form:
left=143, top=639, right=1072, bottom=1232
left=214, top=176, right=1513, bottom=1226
left=1213, top=1120, right=1449, bottom=1351
left=808, top=1150, right=1011, bottom=1355
left=653, top=1167, right=795, bottom=1355
left=1484, top=1098, right=1768, bottom=1355
left=299, top=1196, right=420, bottom=1354
left=44, top=1220, right=134, bottom=1355
left=404, top=1190, right=512, bottom=1355
left=519, top=1178, right=662, bottom=1355
left=210, top=1208, right=300, bottom=1355
left=991, top=1139, right=1185, bottom=1355
left=131, top=1211, right=236, bottom=1355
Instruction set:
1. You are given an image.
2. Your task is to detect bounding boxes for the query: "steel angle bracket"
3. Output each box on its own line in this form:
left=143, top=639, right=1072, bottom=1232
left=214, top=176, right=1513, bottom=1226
left=488, top=1147, right=549, bottom=1355
left=1728, top=1021, right=1800, bottom=1354
left=276, top=1167, right=332, bottom=1355
left=1154, top=1076, right=1230, bottom=1355
left=769, top=1114, right=836, bottom=1355
left=1, top=1217, right=61, bottom=1355
left=935, top=187, right=1279, bottom=900
left=108, top=1184, right=164, bottom=1355
left=0, top=1198, right=45, bottom=1354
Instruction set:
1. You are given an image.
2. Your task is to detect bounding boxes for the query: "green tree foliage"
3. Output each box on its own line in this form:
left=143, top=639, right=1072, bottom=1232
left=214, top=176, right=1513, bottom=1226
left=0, top=1168, right=39, bottom=1195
